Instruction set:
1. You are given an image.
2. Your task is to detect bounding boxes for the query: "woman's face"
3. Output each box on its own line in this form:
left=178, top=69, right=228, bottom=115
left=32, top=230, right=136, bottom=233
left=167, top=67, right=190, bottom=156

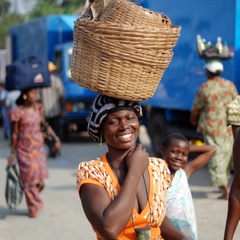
left=101, top=109, right=140, bottom=150
left=26, top=88, right=38, bottom=103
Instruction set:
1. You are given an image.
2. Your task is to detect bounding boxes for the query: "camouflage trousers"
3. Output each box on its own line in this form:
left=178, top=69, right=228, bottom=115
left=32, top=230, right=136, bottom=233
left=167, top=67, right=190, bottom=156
left=204, top=134, right=233, bottom=187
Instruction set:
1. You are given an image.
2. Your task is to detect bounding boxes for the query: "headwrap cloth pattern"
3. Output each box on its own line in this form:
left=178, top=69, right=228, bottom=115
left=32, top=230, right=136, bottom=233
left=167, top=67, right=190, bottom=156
left=87, top=95, right=143, bottom=143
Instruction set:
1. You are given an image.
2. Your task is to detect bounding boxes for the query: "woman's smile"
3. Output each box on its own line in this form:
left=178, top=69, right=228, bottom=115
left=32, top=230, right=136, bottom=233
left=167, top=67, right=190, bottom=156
left=117, top=133, right=133, bottom=140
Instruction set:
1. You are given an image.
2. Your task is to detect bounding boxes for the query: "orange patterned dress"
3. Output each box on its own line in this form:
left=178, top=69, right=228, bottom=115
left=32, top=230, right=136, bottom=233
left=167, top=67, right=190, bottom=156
left=11, top=102, right=48, bottom=214
left=76, top=154, right=170, bottom=240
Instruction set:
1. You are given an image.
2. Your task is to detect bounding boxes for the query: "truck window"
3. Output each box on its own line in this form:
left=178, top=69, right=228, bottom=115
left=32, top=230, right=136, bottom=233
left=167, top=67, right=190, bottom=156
left=54, top=51, right=62, bottom=75
left=66, top=47, right=72, bottom=81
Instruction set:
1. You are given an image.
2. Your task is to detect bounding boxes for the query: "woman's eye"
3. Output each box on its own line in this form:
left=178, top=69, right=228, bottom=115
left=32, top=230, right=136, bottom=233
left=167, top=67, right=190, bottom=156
left=108, top=120, right=118, bottom=125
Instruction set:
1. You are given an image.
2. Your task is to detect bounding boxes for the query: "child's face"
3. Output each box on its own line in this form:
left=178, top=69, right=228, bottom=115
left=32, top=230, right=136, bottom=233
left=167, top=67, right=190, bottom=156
left=161, top=139, right=189, bottom=173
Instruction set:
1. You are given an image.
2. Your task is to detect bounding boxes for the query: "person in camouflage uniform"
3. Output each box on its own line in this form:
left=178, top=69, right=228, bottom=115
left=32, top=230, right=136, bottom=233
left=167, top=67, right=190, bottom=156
left=190, top=59, right=238, bottom=200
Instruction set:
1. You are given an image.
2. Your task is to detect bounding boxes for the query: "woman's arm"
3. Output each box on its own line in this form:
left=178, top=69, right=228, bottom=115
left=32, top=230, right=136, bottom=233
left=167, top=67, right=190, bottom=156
left=8, top=121, right=19, bottom=165
left=224, top=128, right=240, bottom=240
left=40, top=113, right=61, bottom=150
left=160, top=216, right=188, bottom=240
left=80, top=144, right=149, bottom=240
left=183, top=144, right=216, bottom=179
left=232, top=125, right=240, bottom=139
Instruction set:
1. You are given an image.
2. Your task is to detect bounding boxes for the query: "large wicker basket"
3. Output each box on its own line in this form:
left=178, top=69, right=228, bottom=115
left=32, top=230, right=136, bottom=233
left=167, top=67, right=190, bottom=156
left=71, top=0, right=181, bottom=101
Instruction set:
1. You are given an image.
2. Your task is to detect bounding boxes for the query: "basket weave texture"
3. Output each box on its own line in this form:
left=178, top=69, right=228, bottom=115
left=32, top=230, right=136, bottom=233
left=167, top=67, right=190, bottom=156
left=71, top=0, right=181, bottom=101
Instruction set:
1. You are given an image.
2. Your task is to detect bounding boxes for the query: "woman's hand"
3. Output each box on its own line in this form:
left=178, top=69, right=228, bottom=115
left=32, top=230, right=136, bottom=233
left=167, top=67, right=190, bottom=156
left=53, top=138, right=61, bottom=151
left=8, top=153, right=15, bottom=166
left=126, top=144, right=149, bottom=175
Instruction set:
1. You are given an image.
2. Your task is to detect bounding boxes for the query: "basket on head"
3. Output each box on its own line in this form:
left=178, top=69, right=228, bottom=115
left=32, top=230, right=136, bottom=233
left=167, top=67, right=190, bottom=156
left=71, top=0, right=181, bottom=101
left=71, top=18, right=181, bottom=101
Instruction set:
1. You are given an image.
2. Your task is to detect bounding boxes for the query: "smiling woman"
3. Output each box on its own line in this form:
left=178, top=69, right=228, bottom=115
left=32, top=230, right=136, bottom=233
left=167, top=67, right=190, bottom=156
left=76, top=94, right=188, bottom=240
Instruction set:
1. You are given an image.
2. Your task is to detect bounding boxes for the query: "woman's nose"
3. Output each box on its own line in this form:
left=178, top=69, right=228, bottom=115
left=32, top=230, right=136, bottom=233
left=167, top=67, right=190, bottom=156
left=176, top=152, right=183, bottom=159
left=119, top=119, right=128, bottom=129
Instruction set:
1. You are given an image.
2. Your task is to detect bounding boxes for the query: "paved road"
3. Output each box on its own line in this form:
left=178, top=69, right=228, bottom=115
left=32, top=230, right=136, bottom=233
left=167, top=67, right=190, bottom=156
left=0, top=126, right=240, bottom=240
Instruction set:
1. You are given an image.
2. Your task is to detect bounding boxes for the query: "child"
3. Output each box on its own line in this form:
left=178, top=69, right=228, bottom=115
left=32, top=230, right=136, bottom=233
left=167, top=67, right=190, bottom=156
left=160, top=133, right=216, bottom=240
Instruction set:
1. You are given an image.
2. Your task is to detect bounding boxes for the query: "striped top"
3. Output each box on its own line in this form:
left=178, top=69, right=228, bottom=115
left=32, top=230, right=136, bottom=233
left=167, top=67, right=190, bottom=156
left=39, top=74, right=65, bottom=118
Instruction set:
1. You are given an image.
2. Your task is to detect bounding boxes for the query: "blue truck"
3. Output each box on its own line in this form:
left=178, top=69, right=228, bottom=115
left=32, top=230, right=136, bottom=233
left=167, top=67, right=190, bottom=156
left=6, top=15, right=97, bottom=140
left=131, top=0, right=240, bottom=156
left=6, top=1, right=240, bottom=149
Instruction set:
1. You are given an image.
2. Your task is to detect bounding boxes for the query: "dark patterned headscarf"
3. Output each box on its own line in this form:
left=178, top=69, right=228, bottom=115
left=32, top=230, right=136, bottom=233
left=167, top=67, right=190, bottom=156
left=87, top=95, right=143, bottom=143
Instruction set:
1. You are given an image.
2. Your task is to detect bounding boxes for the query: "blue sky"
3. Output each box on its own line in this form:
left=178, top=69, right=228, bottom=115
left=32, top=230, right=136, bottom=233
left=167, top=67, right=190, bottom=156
left=9, top=0, right=36, bottom=14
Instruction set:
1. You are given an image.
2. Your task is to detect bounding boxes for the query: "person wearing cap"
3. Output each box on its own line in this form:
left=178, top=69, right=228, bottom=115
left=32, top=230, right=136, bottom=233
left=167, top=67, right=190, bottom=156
left=190, top=59, right=238, bottom=200
left=224, top=96, right=240, bottom=239
left=76, top=94, right=188, bottom=240
left=38, top=61, right=65, bottom=157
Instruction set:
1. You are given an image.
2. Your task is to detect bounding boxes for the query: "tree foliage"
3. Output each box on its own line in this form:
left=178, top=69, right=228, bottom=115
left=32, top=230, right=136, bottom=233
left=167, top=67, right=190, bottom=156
left=0, top=0, right=85, bottom=48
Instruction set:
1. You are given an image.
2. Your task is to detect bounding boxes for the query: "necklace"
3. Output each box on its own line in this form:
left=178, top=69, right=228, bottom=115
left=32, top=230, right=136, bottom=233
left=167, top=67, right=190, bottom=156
left=106, top=153, right=150, bottom=205
left=106, top=153, right=123, bottom=186
left=106, top=152, right=152, bottom=239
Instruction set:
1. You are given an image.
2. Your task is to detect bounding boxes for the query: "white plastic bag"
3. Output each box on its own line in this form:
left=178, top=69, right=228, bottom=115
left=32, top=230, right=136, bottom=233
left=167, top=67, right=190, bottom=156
left=5, top=164, right=23, bottom=209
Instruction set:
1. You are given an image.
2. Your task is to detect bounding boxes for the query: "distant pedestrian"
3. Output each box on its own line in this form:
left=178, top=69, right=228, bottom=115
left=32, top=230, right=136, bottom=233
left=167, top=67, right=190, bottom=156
left=0, top=83, right=11, bottom=139
left=160, top=133, right=216, bottom=240
left=5, top=89, right=21, bottom=110
left=190, top=59, right=238, bottom=199
left=38, top=62, right=65, bottom=138
left=8, top=87, right=61, bottom=217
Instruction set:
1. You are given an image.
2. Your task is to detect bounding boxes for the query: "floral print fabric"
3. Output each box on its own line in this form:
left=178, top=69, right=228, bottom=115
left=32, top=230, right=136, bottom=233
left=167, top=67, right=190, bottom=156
left=11, top=103, right=48, bottom=186
left=190, top=76, right=238, bottom=186
left=190, top=77, right=238, bottom=137
left=11, top=102, right=48, bottom=214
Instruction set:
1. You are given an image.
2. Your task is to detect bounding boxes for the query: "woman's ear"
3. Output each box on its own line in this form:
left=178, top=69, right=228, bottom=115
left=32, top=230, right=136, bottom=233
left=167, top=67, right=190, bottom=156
left=160, top=146, right=165, bottom=157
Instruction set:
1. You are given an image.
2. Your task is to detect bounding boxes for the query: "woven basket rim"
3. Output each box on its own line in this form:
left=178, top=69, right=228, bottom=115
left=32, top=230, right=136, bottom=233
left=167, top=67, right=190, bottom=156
left=75, top=17, right=181, bottom=33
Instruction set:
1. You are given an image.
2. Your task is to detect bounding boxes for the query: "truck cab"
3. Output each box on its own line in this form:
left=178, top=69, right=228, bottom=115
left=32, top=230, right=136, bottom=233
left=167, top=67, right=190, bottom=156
left=54, top=42, right=97, bottom=140
left=6, top=15, right=98, bottom=141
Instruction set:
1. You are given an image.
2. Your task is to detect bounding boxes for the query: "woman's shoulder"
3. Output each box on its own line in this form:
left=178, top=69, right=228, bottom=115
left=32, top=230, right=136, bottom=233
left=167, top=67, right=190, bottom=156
left=11, top=105, right=23, bottom=119
left=78, top=157, right=103, bottom=168
left=149, top=157, right=170, bottom=174
left=35, top=101, right=43, bottom=109
left=76, top=156, right=109, bottom=189
left=149, top=157, right=168, bottom=167
left=77, top=157, right=105, bottom=177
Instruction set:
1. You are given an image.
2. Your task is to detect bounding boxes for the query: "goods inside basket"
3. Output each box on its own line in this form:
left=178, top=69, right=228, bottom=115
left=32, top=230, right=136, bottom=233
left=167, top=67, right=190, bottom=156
left=197, top=34, right=234, bottom=60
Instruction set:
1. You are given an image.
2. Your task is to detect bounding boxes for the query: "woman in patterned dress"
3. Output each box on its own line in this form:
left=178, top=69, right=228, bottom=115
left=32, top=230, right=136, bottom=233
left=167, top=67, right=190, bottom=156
left=8, top=88, right=61, bottom=217
left=76, top=95, right=187, bottom=240
left=190, top=59, right=238, bottom=199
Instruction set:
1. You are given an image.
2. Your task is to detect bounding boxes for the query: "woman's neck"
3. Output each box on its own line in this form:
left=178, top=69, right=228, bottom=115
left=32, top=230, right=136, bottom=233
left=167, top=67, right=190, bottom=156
left=23, top=101, right=35, bottom=109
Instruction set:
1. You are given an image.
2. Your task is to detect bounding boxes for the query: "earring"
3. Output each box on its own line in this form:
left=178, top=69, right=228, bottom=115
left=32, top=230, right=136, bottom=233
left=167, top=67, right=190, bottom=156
left=99, top=134, right=103, bottom=146
left=23, top=95, right=27, bottom=100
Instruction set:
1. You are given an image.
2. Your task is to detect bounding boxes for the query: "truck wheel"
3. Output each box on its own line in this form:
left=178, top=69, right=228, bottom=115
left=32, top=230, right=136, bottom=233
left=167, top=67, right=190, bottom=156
left=60, top=124, right=69, bottom=142
left=148, top=113, right=166, bottom=157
